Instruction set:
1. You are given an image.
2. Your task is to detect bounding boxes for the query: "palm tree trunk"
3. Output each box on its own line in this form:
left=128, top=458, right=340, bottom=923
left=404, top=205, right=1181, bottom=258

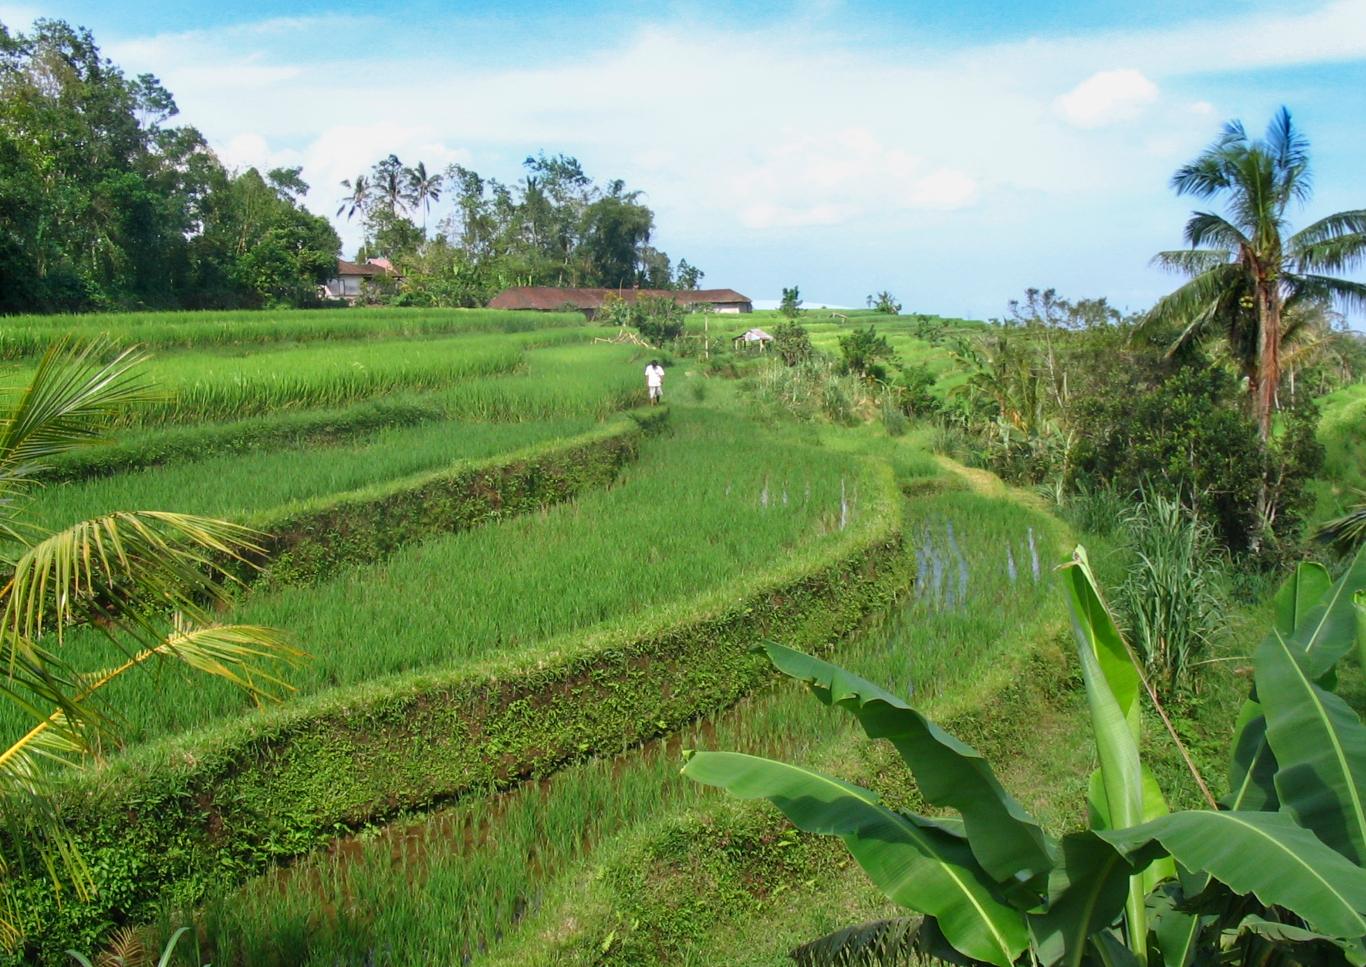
left=1255, top=281, right=1280, bottom=442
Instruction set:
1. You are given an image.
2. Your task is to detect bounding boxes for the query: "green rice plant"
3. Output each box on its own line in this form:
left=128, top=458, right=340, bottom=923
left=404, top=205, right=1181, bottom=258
left=140, top=476, right=1069, bottom=967
left=1114, top=492, right=1226, bottom=697
left=0, top=408, right=876, bottom=750
left=0, top=308, right=586, bottom=360
left=25, top=417, right=600, bottom=535
left=43, top=343, right=644, bottom=480
left=0, top=330, right=600, bottom=428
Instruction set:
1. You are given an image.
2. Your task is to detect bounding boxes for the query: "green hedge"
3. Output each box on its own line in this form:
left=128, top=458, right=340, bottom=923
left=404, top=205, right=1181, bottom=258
left=239, top=407, right=668, bottom=587
left=10, top=457, right=907, bottom=962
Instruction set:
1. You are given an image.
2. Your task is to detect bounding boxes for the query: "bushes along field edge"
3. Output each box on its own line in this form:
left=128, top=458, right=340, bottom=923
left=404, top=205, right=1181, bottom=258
left=9, top=456, right=907, bottom=961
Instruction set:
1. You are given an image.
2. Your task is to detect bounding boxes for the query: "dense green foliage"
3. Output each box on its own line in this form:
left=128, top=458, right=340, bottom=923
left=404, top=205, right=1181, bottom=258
left=1144, top=108, right=1366, bottom=440
left=0, top=20, right=339, bottom=312
left=343, top=152, right=700, bottom=307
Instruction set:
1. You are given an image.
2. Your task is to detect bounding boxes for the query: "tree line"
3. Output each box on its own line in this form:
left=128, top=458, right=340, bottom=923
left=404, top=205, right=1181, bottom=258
left=0, top=18, right=701, bottom=314
left=338, top=152, right=703, bottom=308
left=0, top=20, right=342, bottom=313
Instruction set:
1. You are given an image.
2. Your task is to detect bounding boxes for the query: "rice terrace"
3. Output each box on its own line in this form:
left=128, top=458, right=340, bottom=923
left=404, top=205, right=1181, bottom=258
left=2, top=5, right=1366, bottom=967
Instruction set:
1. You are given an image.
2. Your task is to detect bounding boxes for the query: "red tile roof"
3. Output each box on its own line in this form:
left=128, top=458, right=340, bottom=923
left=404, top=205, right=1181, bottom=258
left=334, top=258, right=393, bottom=278
left=488, top=286, right=751, bottom=311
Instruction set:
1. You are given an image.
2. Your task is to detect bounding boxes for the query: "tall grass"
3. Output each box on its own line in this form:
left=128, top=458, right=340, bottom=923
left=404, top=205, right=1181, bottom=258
left=0, top=307, right=587, bottom=359
left=0, top=408, right=875, bottom=749
left=1114, top=493, right=1226, bottom=697
left=154, top=482, right=1068, bottom=966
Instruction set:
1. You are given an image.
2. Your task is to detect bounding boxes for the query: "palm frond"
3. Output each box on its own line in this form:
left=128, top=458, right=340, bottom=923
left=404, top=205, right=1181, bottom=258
left=1266, top=106, right=1312, bottom=205
left=1151, top=248, right=1233, bottom=276
left=1315, top=492, right=1366, bottom=551
left=1288, top=209, right=1366, bottom=249
left=0, top=338, right=151, bottom=479
left=1287, top=274, right=1366, bottom=316
left=1139, top=263, right=1246, bottom=350
left=2, top=510, right=265, bottom=650
left=1182, top=212, right=1247, bottom=251
left=1295, top=231, right=1366, bottom=275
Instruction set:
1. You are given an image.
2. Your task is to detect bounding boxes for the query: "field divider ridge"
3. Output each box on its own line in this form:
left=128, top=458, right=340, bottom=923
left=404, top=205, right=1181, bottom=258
left=232, top=406, right=669, bottom=589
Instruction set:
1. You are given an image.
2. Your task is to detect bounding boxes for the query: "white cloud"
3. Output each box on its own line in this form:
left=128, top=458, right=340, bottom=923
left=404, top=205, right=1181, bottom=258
left=76, top=1, right=1366, bottom=309
left=1054, top=69, right=1160, bottom=127
left=727, top=129, right=978, bottom=229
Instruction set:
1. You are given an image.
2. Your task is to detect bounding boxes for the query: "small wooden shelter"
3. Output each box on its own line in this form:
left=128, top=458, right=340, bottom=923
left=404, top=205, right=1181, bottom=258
left=733, top=327, right=774, bottom=351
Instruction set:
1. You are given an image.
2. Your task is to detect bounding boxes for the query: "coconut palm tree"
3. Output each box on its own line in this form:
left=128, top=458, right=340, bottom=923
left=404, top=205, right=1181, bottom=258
left=406, top=161, right=443, bottom=234
left=1145, top=107, right=1366, bottom=440
left=336, top=173, right=370, bottom=221
left=0, top=340, right=299, bottom=949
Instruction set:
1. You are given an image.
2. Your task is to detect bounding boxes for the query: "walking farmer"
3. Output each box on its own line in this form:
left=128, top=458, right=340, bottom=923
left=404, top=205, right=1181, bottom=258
left=645, top=359, right=665, bottom=404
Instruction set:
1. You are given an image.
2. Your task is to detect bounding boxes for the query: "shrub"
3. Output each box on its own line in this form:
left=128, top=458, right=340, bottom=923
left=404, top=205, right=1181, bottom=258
left=837, top=325, right=894, bottom=381
left=772, top=321, right=814, bottom=366
left=1114, top=493, right=1226, bottom=697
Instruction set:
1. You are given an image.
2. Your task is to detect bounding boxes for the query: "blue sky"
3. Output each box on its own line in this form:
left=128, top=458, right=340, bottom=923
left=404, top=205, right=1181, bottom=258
left=2, top=0, right=1364, bottom=320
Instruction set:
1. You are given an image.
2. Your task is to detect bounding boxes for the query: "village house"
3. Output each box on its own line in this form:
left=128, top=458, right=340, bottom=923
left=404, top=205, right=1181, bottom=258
left=321, top=258, right=399, bottom=303
left=488, top=286, right=753, bottom=319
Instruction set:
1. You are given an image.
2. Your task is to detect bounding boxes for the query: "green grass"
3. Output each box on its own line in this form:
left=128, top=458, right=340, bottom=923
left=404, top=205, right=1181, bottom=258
left=43, top=342, right=647, bottom=480
left=4, top=406, right=874, bottom=751
left=0, top=307, right=588, bottom=359
left=155, top=468, right=1073, bottom=967
left=26, top=416, right=601, bottom=534
left=1, top=328, right=600, bottom=427
left=1310, top=382, right=1366, bottom=526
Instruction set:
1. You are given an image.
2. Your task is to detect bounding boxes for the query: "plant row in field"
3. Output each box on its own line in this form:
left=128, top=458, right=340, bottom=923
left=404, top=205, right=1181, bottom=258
left=0, top=308, right=587, bottom=359
left=18, top=408, right=872, bottom=749
left=42, top=342, right=646, bottom=482
left=172, top=477, right=1073, bottom=967
left=9, top=445, right=905, bottom=961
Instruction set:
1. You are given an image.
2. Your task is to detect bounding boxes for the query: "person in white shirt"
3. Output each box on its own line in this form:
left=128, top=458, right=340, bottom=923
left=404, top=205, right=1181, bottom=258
left=644, top=359, right=665, bottom=404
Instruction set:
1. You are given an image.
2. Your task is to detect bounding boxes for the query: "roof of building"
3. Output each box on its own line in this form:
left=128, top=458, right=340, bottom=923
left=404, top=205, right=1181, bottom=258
left=737, top=328, right=774, bottom=341
left=488, top=286, right=752, bottom=311
left=334, top=258, right=393, bottom=278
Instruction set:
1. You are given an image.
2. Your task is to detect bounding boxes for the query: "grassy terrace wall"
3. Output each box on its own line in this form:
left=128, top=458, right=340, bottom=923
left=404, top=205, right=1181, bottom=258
left=238, top=408, right=664, bottom=587
left=12, top=453, right=907, bottom=960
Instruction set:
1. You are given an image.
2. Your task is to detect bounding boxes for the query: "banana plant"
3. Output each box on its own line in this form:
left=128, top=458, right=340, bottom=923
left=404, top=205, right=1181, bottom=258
left=682, top=543, right=1366, bottom=966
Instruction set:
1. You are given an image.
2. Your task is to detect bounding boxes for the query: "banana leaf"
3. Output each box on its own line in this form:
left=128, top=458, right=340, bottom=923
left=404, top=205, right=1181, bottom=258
left=1098, top=810, right=1366, bottom=941
left=763, top=642, right=1053, bottom=885
left=682, top=751, right=1029, bottom=967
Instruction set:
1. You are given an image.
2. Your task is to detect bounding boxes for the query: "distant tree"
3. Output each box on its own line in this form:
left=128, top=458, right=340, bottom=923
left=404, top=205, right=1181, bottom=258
left=772, top=320, right=814, bottom=366
left=336, top=173, right=370, bottom=221
left=1008, top=287, right=1121, bottom=330
left=372, top=154, right=411, bottom=215
left=675, top=258, right=704, bottom=290
left=839, top=325, right=895, bottom=381
left=637, top=245, right=672, bottom=289
left=1145, top=107, right=1366, bottom=440
left=406, top=161, right=443, bottom=233
left=866, top=291, right=902, bottom=314
left=780, top=286, right=803, bottom=318
left=193, top=167, right=340, bottom=308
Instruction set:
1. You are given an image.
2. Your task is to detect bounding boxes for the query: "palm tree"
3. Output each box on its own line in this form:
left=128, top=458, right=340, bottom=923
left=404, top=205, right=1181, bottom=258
left=373, top=154, right=411, bottom=216
left=1145, top=107, right=1366, bottom=440
left=406, top=161, right=443, bottom=234
left=0, top=340, right=300, bottom=948
left=336, top=173, right=370, bottom=221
